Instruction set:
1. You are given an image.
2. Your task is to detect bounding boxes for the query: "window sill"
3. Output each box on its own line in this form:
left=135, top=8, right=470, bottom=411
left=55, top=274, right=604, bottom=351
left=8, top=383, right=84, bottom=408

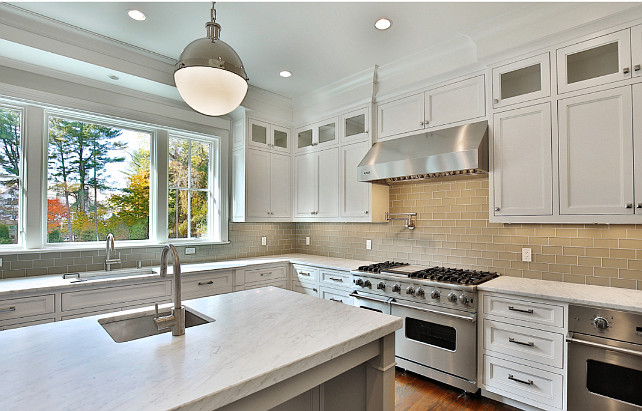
left=0, top=240, right=231, bottom=255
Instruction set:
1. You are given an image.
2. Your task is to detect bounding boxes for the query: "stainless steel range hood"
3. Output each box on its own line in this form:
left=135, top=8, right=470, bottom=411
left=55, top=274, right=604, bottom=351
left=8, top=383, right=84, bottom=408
left=357, top=121, right=488, bottom=184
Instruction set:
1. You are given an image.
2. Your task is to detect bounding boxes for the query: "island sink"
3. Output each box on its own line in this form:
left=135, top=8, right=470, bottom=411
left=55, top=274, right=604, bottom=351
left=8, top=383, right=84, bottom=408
left=99, top=307, right=214, bottom=343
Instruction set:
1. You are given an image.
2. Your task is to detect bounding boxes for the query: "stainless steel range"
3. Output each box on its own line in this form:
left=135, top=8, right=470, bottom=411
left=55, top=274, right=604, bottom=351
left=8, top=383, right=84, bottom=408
left=350, top=261, right=498, bottom=393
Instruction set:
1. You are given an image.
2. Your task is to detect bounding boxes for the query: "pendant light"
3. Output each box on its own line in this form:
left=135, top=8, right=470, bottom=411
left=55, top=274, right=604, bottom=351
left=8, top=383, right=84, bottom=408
left=174, top=2, right=249, bottom=116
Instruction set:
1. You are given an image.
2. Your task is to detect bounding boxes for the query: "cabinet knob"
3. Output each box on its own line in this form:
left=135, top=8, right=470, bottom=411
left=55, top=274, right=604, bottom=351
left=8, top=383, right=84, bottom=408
left=420, top=121, right=425, bottom=126
left=625, top=203, right=633, bottom=209
left=635, top=64, right=641, bottom=72
left=637, top=203, right=642, bottom=209
left=623, top=67, right=630, bottom=74
left=364, top=210, right=369, bottom=214
left=494, top=207, right=500, bottom=212
left=493, top=98, right=500, bottom=104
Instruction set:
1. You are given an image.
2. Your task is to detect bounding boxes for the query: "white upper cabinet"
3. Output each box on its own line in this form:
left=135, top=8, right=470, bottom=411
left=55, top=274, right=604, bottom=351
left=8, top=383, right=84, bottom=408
left=294, top=152, right=317, bottom=218
left=243, top=149, right=291, bottom=219
left=248, top=118, right=290, bottom=154
left=558, top=87, right=633, bottom=215
left=294, top=148, right=339, bottom=218
left=492, top=53, right=551, bottom=108
left=295, top=118, right=338, bottom=154
left=340, top=107, right=370, bottom=145
left=633, top=84, right=642, bottom=212
left=269, top=153, right=292, bottom=218
left=317, top=148, right=339, bottom=217
left=632, top=24, right=642, bottom=78
left=493, top=103, right=552, bottom=216
left=557, top=29, right=632, bottom=94
left=377, top=75, right=486, bottom=141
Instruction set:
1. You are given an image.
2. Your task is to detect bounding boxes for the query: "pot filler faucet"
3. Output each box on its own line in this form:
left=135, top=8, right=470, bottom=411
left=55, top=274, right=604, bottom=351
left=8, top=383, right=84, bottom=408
left=105, top=233, right=121, bottom=271
left=154, top=244, right=185, bottom=336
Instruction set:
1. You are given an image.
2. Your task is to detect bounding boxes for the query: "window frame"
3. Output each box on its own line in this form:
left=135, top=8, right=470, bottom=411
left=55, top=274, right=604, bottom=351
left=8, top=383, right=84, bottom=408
left=0, top=102, right=25, bottom=248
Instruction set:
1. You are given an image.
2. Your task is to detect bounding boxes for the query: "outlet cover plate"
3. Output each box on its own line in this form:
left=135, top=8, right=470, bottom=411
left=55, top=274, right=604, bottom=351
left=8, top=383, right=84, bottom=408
left=261, top=236, right=267, bottom=246
left=185, top=247, right=196, bottom=255
left=521, top=248, right=532, bottom=262
left=366, top=240, right=372, bottom=250
left=305, top=237, right=310, bottom=245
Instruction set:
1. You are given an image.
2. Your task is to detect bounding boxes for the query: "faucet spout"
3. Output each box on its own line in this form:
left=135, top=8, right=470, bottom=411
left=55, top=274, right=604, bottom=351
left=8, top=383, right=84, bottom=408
left=156, top=244, right=185, bottom=336
left=105, top=233, right=121, bottom=271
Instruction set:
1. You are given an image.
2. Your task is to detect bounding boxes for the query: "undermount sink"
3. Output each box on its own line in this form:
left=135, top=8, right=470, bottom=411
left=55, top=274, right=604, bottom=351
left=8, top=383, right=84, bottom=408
left=64, top=267, right=156, bottom=282
left=99, top=307, right=214, bottom=343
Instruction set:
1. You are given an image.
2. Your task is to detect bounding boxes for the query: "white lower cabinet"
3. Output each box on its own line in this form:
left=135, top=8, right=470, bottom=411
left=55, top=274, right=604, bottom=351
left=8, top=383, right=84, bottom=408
left=182, top=270, right=234, bottom=300
left=236, top=264, right=288, bottom=291
left=291, top=281, right=319, bottom=297
left=480, top=292, right=567, bottom=410
left=0, top=294, right=55, bottom=322
left=320, top=287, right=353, bottom=305
left=289, top=264, right=353, bottom=305
left=0, top=316, right=55, bottom=331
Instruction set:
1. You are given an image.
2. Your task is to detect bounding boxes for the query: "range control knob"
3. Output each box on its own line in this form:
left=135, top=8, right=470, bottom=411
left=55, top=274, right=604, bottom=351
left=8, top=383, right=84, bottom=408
left=377, top=282, right=386, bottom=290
left=593, top=316, right=610, bottom=330
left=392, top=284, right=401, bottom=293
left=459, top=294, right=469, bottom=305
left=363, top=280, right=372, bottom=289
left=431, top=289, right=441, bottom=299
left=406, top=286, right=415, bottom=296
left=447, top=292, right=458, bottom=303
left=355, top=278, right=364, bottom=287
left=415, top=288, right=425, bottom=297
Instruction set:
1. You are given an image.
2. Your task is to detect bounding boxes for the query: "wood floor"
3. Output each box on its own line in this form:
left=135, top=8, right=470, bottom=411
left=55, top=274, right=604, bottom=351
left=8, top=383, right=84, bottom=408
left=395, top=369, right=519, bottom=411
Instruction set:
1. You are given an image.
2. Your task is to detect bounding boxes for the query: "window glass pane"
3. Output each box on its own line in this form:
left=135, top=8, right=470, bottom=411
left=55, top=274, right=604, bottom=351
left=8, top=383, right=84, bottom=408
left=47, top=117, right=150, bottom=242
left=168, top=189, right=188, bottom=239
left=0, top=108, right=21, bottom=245
left=169, top=137, right=189, bottom=188
left=190, top=191, right=208, bottom=238
left=190, top=141, right=209, bottom=190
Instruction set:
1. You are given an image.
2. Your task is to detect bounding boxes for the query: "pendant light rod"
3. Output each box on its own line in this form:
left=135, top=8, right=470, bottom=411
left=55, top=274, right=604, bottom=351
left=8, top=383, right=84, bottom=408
left=206, top=2, right=221, bottom=41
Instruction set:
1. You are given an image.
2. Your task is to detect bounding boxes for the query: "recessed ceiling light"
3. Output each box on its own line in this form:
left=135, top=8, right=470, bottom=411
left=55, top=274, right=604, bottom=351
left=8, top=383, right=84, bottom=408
left=280, top=71, right=292, bottom=78
left=127, top=9, right=147, bottom=21
left=374, top=18, right=392, bottom=30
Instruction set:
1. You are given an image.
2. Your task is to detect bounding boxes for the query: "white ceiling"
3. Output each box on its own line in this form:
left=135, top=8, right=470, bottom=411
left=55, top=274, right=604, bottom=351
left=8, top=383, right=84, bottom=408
left=1, top=2, right=640, bottom=101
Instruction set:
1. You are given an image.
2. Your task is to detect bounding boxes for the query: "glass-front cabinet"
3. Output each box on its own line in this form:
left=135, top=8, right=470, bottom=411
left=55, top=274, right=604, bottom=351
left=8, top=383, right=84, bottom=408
left=492, top=53, right=550, bottom=108
left=557, top=29, right=632, bottom=94
left=340, top=107, right=369, bottom=144
left=295, top=117, right=338, bottom=153
left=248, top=118, right=290, bottom=154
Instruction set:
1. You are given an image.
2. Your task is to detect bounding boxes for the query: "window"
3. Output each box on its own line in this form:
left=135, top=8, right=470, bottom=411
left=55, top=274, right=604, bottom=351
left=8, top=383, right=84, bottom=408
left=168, top=135, right=212, bottom=239
left=0, top=106, right=22, bottom=245
left=46, top=115, right=151, bottom=243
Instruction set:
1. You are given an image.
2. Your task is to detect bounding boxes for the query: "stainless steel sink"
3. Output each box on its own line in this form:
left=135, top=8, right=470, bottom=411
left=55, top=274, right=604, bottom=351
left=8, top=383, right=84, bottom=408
left=99, top=307, right=214, bottom=343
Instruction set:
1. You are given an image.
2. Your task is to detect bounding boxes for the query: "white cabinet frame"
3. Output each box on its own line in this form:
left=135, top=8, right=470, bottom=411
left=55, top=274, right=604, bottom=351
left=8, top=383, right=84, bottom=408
left=492, top=53, right=551, bottom=108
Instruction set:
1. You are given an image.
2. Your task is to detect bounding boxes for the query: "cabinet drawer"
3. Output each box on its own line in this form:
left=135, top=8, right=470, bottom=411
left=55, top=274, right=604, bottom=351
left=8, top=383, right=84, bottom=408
left=483, top=295, right=564, bottom=328
left=321, top=287, right=353, bottom=305
left=320, top=269, right=351, bottom=289
left=484, top=319, right=564, bottom=368
left=242, top=279, right=287, bottom=291
left=292, top=264, right=319, bottom=281
left=0, top=316, right=55, bottom=331
left=182, top=271, right=234, bottom=299
left=292, top=281, right=319, bottom=297
left=484, top=355, right=563, bottom=409
left=0, top=294, right=55, bottom=321
left=61, top=281, right=172, bottom=311
left=245, top=265, right=286, bottom=284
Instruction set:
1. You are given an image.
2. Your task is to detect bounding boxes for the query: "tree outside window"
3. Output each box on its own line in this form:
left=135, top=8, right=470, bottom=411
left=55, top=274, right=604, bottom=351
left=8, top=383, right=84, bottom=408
left=0, top=107, right=21, bottom=244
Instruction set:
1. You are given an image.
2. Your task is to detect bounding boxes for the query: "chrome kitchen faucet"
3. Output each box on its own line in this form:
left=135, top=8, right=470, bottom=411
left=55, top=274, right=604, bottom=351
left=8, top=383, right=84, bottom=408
left=154, top=244, right=185, bottom=336
left=104, top=233, right=121, bottom=271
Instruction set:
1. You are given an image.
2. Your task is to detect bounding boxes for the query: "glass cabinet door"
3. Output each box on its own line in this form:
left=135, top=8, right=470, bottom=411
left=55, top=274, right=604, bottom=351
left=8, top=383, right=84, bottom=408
left=248, top=119, right=270, bottom=149
left=297, top=128, right=314, bottom=150
left=340, top=107, right=369, bottom=144
left=317, top=119, right=337, bottom=147
left=271, top=124, right=290, bottom=153
left=492, top=53, right=550, bottom=108
left=557, top=29, right=631, bottom=94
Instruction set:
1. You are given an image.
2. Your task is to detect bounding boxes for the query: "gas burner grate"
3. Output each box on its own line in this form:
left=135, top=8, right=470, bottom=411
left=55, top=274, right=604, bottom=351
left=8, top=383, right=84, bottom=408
left=357, top=261, right=409, bottom=274
left=408, top=266, right=498, bottom=285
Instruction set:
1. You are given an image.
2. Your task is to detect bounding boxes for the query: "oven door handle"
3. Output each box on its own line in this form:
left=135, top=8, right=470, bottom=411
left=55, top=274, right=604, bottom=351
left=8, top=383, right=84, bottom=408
left=566, top=335, right=642, bottom=358
left=390, top=300, right=476, bottom=323
left=349, top=292, right=389, bottom=304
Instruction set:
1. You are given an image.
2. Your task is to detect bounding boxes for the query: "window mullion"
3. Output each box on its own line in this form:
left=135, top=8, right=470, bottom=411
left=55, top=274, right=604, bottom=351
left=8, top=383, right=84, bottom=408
left=24, top=105, right=46, bottom=249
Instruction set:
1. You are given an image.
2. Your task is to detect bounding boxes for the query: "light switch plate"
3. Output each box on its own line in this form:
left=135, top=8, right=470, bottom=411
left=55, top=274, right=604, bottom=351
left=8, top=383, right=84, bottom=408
left=305, top=236, right=310, bottom=245
left=366, top=240, right=372, bottom=250
left=261, top=236, right=267, bottom=246
left=185, top=247, right=196, bottom=255
left=0, top=257, right=3, bottom=267
left=522, top=248, right=532, bottom=262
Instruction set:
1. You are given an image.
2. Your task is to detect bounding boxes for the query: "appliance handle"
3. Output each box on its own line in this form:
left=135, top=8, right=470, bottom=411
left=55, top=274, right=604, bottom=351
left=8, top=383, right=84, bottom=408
left=566, top=335, right=642, bottom=358
left=390, top=300, right=476, bottom=322
left=349, top=292, right=389, bottom=305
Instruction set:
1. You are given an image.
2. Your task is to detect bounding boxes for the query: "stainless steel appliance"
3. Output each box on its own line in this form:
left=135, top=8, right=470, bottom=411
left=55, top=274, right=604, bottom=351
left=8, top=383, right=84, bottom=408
left=567, top=305, right=642, bottom=410
left=350, top=262, right=498, bottom=393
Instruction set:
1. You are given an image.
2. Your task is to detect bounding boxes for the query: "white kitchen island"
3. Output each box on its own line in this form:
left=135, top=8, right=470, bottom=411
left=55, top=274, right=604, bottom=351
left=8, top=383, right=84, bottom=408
left=0, top=287, right=401, bottom=411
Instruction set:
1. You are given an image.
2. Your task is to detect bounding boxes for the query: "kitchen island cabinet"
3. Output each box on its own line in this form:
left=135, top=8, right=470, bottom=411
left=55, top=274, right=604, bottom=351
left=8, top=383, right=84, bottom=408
left=0, top=287, right=400, bottom=411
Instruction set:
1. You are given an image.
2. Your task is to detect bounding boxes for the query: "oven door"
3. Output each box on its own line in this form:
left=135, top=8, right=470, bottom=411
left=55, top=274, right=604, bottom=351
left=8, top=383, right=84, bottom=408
left=390, top=298, right=477, bottom=382
left=567, top=332, right=642, bottom=411
left=350, top=291, right=390, bottom=314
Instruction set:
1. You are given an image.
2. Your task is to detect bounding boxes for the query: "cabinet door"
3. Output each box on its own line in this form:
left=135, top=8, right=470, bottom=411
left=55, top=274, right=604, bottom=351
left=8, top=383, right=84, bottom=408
left=558, top=87, right=633, bottom=215
left=340, top=141, right=371, bottom=218
left=317, top=118, right=338, bottom=149
left=634, top=84, right=642, bottom=212
left=376, top=93, right=425, bottom=140
left=294, top=152, right=317, bottom=217
left=231, top=149, right=245, bottom=221
left=247, top=118, right=270, bottom=151
left=632, top=24, right=642, bottom=78
left=557, top=29, right=632, bottom=94
left=492, top=53, right=550, bottom=108
left=271, top=124, right=290, bottom=154
left=317, top=148, right=339, bottom=217
left=245, top=149, right=272, bottom=218
left=493, top=103, right=552, bottom=216
left=296, top=126, right=314, bottom=152
left=340, top=107, right=369, bottom=145
left=426, top=75, right=486, bottom=128
left=270, top=153, right=291, bottom=218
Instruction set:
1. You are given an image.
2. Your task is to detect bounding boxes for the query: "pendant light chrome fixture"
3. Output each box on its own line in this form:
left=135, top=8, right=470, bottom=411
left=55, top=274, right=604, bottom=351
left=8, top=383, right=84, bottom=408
left=174, top=2, right=249, bottom=116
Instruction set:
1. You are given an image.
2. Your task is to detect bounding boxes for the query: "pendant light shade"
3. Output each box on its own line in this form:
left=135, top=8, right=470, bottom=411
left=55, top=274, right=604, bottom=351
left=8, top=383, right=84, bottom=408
left=174, top=3, right=248, bottom=116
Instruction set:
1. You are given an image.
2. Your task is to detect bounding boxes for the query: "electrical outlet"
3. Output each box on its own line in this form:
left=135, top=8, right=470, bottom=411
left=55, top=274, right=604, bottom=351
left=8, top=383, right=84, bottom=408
left=305, top=236, right=310, bottom=246
left=0, top=257, right=3, bottom=267
left=185, top=247, right=196, bottom=255
left=522, top=248, right=532, bottom=262
left=366, top=239, right=372, bottom=250
left=261, top=236, right=267, bottom=246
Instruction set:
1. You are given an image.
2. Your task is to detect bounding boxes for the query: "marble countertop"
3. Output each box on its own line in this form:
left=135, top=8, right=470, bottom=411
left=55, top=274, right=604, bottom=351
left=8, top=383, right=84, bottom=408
left=0, top=287, right=402, bottom=410
left=479, top=276, right=642, bottom=314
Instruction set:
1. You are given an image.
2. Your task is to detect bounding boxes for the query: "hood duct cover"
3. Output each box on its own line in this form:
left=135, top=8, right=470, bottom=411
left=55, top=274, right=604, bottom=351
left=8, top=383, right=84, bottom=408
left=357, top=121, right=488, bottom=184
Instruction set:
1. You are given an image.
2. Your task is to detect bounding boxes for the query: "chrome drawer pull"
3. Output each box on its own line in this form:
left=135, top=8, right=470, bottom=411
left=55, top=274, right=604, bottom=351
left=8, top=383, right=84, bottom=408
left=508, top=374, right=533, bottom=385
left=62, top=273, right=80, bottom=279
left=329, top=277, right=343, bottom=282
left=329, top=298, right=343, bottom=303
left=509, top=337, right=534, bottom=347
left=313, top=288, right=318, bottom=292
left=0, top=306, right=16, bottom=313
left=299, top=272, right=311, bottom=276
left=198, top=281, right=214, bottom=286
left=260, top=272, right=272, bottom=276
left=508, top=306, right=534, bottom=314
